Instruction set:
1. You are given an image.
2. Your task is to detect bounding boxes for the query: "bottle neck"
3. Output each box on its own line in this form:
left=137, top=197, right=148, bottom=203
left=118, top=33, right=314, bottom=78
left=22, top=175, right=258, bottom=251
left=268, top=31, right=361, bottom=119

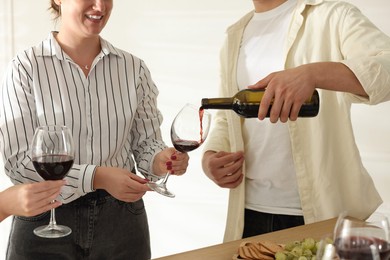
left=201, top=97, right=234, bottom=110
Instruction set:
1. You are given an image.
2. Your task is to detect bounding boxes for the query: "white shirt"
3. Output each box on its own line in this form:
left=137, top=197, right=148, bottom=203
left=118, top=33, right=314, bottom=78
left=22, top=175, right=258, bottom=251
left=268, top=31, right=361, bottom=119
left=237, top=0, right=302, bottom=215
left=0, top=32, right=167, bottom=203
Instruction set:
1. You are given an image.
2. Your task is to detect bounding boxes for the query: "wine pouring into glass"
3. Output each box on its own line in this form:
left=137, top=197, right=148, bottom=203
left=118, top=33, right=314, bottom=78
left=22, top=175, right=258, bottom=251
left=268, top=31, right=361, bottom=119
left=31, top=125, right=74, bottom=238
left=147, top=103, right=211, bottom=198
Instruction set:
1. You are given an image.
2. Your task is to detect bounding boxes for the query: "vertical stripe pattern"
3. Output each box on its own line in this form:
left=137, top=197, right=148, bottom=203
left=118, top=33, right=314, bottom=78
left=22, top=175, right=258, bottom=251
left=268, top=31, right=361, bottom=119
left=0, top=32, right=167, bottom=203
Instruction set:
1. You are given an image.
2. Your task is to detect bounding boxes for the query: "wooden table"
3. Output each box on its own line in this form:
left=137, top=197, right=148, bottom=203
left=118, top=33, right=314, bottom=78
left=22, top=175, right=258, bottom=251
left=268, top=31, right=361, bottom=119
left=153, top=218, right=337, bottom=260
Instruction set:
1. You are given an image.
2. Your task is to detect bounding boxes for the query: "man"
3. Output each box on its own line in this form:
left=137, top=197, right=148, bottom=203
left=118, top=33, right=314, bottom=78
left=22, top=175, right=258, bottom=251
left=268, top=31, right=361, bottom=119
left=202, top=0, right=390, bottom=241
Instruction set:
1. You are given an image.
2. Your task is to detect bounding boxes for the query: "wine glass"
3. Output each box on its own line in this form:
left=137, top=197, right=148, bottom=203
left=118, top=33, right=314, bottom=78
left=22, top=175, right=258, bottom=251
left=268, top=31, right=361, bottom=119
left=31, top=125, right=74, bottom=238
left=333, top=212, right=390, bottom=260
left=147, top=103, right=211, bottom=198
left=315, top=234, right=337, bottom=260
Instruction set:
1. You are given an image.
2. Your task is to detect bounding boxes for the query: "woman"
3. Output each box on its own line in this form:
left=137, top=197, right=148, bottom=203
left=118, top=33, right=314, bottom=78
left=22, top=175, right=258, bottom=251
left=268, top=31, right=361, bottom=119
left=0, top=0, right=189, bottom=259
left=0, top=181, right=65, bottom=222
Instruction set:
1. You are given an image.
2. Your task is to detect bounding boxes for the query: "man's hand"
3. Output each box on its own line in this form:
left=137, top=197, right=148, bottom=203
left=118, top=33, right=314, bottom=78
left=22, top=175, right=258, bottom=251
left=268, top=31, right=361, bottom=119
left=249, top=65, right=316, bottom=122
left=202, top=151, right=244, bottom=188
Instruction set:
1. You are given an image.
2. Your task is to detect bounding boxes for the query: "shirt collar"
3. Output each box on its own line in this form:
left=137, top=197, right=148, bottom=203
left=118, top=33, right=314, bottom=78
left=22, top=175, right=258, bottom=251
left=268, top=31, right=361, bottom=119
left=37, top=32, right=122, bottom=60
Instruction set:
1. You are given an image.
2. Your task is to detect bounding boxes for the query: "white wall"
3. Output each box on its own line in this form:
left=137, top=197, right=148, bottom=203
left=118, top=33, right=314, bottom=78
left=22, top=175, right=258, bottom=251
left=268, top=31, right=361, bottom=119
left=0, top=0, right=389, bottom=259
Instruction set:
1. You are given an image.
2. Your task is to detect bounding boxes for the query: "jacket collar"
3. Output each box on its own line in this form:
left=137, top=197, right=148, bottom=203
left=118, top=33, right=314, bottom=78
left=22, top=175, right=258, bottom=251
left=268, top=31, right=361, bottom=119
left=226, top=0, right=324, bottom=33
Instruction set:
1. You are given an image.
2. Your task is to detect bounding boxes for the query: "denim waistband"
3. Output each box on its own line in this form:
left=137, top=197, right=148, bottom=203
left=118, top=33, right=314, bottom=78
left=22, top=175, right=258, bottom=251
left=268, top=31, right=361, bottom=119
left=83, top=189, right=110, bottom=200
left=65, top=189, right=112, bottom=207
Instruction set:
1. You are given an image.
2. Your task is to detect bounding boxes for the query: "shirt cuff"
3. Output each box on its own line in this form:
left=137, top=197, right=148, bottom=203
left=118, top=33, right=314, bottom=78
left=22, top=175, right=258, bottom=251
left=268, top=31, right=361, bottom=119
left=80, top=164, right=98, bottom=194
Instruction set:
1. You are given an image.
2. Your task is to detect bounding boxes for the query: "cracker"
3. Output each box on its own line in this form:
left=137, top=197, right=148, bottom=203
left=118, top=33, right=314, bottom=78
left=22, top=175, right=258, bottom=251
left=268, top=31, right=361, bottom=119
left=259, top=240, right=284, bottom=254
left=237, top=241, right=278, bottom=259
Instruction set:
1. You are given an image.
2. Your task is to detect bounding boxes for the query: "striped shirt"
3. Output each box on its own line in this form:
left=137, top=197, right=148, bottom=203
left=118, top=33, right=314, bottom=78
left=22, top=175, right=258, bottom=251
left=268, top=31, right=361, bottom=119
left=0, top=32, right=167, bottom=203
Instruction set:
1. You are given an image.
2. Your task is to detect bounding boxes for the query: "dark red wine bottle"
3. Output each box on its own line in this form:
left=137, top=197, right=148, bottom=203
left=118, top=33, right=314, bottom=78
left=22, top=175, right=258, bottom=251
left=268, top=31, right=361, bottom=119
left=201, top=89, right=319, bottom=118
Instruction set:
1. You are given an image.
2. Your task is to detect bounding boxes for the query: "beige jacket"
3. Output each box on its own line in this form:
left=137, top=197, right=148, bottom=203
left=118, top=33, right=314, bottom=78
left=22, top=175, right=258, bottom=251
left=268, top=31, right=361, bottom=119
left=203, top=0, right=390, bottom=242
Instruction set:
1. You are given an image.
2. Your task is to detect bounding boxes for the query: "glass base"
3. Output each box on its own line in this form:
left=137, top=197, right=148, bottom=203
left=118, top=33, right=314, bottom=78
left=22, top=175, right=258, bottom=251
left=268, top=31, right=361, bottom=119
left=147, top=182, right=175, bottom=198
left=33, top=224, right=72, bottom=238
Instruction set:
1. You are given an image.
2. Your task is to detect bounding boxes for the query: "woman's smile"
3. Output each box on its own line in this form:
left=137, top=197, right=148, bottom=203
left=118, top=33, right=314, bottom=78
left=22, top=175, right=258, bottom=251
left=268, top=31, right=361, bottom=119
left=86, top=14, right=103, bottom=21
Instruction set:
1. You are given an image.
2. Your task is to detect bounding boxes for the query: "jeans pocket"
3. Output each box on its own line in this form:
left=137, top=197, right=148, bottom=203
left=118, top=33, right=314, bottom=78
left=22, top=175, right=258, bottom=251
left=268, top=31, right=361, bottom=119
left=123, top=199, right=146, bottom=215
left=16, top=211, right=50, bottom=222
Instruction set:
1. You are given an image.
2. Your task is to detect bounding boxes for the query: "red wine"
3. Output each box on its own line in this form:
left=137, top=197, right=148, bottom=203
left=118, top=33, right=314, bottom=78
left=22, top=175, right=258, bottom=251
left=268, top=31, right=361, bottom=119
left=199, top=108, right=205, bottom=143
left=32, top=155, right=74, bottom=180
left=335, top=236, right=390, bottom=260
left=173, top=140, right=201, bottom=153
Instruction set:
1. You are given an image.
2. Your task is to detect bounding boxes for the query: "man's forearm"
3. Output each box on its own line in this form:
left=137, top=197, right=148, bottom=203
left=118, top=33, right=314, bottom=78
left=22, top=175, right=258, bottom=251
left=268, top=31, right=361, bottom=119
left=308, top=62, right=368, bottom=97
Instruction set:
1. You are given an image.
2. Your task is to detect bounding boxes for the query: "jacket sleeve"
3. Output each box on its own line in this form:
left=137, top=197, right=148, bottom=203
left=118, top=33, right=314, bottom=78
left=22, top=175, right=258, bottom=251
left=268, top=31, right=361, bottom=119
left=338, top=3, right=390, bottom=104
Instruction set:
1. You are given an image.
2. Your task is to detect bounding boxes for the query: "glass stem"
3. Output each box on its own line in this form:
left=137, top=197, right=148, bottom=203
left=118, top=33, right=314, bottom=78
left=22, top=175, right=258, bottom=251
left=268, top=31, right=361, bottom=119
left=48, top=202, right=57, bottom=228
left=161, top=172, right=170, bottom=185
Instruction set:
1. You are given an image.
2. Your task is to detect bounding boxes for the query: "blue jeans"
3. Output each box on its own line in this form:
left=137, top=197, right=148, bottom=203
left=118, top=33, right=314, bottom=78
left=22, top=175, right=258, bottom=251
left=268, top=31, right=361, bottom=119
left=242, top=209, right=305, bottom=238
left=6, top=190, right=151, bottom=260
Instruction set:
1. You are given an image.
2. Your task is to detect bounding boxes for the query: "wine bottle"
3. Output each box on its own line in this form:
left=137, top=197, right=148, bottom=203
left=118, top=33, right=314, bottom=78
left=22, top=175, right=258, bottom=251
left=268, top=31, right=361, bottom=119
left=201, top=89, right=320, bottom=118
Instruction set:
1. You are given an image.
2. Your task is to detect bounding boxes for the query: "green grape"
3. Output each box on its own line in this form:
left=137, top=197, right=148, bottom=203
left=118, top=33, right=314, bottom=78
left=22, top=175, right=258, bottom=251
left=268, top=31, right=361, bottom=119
left=303, top=248, right=313, bottom=257
left=279, top=237, right=328, bottom=260
left=291, top=246, right=303, bottom=256
left=285, top=252, right=296, bottom=260
left=275, top=251, right=288, bottom=260
left=302, top=238, right=316, bottom=251
left=284, top=241, right=301, bottom=251
left=313, top=241, right=321, bottom=254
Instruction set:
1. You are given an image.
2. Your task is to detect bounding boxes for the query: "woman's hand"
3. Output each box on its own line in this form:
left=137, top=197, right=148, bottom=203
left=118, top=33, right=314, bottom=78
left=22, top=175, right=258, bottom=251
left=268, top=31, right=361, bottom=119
left=202, top=150, right=244, bottom=188
left=0, top=180, right=65, bottom=221
left=153, top=147, right=190, bottom=176
left=93, top=167, right=151, bottom=202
